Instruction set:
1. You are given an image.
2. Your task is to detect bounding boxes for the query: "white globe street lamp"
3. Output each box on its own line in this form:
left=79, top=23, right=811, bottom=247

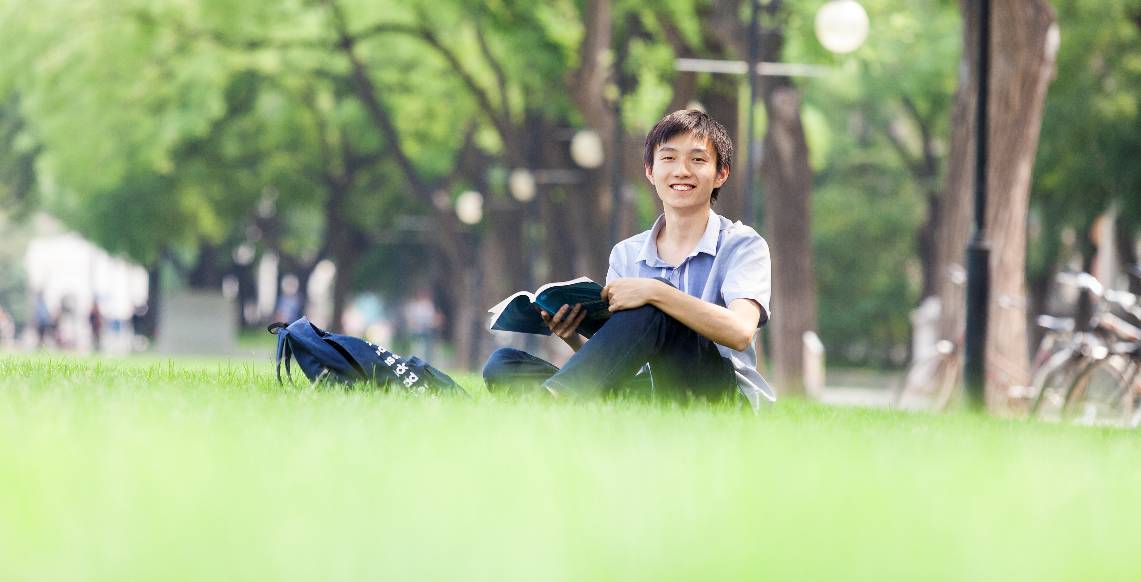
left=455, top=190, right=483, bottom=225
left=570, top=129, right=604, bottom=169
left=815, top=0, right=869, bottom=55
left=508, top=169, right=536, bottom=202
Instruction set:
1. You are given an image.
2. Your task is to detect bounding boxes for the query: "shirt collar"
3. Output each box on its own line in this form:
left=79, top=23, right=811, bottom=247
left=637, top=208, right=721, bottom=268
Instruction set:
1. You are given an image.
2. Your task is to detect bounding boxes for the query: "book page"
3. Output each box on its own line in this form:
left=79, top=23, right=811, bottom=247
left=488, top=294, right=550, bottom=335
left=534, top=276, right=596, bottom=296
left=487, top=290, right=536, bottom=315
left=535, top=280, right=607, bottom=321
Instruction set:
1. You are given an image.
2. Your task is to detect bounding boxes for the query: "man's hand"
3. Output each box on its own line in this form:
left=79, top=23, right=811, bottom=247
left=540, top=304, right=586, bottom=350
left=601, top=278, right=668, bottom=312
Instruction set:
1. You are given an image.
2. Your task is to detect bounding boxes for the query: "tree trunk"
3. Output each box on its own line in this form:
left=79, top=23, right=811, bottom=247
left=538, top=115, right=592, bottom=283
left=542, top=184, right=581, bottom=283
left=936, top=0, right=1058, bottom=410
left=662, top=0, right=748, bottom=224
left=700, top=0, right=746, bottom=224
left=233, top=260, right=257, bottom=329
left=754, top=0, right=817, bottom=397
left=703, top=83, right=745, bottom=222
left=328, top=232, right=359, bottom=334
left=761, top=85, right=817, bottom=396
left=186, top=243, right=226, bottom=291
left=451, top=242, right=483, bottom=371
left=568, top=0, right=619, bottom=281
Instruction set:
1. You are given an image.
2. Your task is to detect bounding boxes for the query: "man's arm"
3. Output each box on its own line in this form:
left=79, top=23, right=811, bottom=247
left=602, top=278, right=761, bottom=351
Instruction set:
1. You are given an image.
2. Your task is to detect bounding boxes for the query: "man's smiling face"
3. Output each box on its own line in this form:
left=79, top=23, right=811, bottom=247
left=646, top=131, right=729, bottom=212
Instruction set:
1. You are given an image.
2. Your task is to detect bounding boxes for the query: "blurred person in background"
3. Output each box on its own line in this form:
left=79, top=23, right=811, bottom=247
left=403, top=287, right=441, bottom=362
left=56, top=294, right=76, bottom=350
left=0, top=304, right=14, bottom=350
left=88, top=300, right=104, bottom=353
left=274, top=275, right=303, bottom=324
left=130, top=303, right=149, bottom=351
left=34, top=291, right=54, bottom=349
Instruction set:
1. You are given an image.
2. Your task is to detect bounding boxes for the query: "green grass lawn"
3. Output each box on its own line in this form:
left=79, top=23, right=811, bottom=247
left=1, top=355, right=1138, bottom=581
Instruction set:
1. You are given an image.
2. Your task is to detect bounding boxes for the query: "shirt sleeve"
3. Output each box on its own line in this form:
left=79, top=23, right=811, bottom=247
left=721, top=235, right=772, bottom=323
left=605, top=245, right=624, bottom=285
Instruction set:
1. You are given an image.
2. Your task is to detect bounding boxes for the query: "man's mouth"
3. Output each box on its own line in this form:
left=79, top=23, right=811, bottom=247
left=669, top=184, right=695, bottom=191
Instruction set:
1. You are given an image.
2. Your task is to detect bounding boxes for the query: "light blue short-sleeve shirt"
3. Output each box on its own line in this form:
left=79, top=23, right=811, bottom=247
left=607, top=209, right=775, bottom=408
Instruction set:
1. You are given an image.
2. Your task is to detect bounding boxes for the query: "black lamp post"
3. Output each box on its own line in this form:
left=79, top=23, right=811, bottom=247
left=744, top=0, right=761, bottom=227
left=963, top=0, right=991, bottom=410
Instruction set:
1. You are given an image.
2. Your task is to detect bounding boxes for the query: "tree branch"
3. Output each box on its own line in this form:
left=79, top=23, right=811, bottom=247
left=321, top=0, right=463, bottom=266
left=126, top=7, right=330, bottom=52
left=705, top=0, right=745, bottom=58
left=442, top=123, right=481, bottom=189
left=880, top=121, right=924, bottom=179
left=901, top=95, right=939, bottom=179
left=322, top=0, right=427, bottom=195
left=473, top=16, right=513, bottom=134
left=354, top=17, right=515, bottom=162
left=654, top=17, right=698, bottom=115
left=569, top=0, right=613, bottom=131
left=301, top=88, right=338, bottom=186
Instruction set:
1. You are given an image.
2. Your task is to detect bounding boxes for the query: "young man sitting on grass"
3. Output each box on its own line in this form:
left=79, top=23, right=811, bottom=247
left=482, top=109, right=774, bottom=408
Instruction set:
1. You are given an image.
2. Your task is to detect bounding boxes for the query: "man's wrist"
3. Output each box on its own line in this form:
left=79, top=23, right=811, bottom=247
left=564, top=334, right=585, bottom=351
left=649, top=279, right=671, bottom=306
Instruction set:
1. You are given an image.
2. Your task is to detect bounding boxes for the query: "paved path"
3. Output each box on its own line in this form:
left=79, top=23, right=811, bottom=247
left=815, top=386, right=896, bottom=408
left=811, top=369, right=903, bottom=408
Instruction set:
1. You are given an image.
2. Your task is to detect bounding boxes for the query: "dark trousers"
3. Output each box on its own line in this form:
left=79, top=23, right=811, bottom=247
left=482, top=304, right=737, bottom=402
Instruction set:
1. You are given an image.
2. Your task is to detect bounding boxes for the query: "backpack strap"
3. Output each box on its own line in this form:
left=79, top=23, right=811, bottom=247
left=269, top=322, right=296, bottom=386
left=280, top=340, right=296, bottom=385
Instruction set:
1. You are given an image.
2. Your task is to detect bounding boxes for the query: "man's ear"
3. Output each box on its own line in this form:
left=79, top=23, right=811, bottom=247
left=644, top=163, right=654, bottom=183
left=715, top=165, right=730, bottom=187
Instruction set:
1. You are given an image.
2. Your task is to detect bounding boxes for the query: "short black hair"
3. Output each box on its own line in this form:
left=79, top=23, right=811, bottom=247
left=643, top=109, right=734, bottom=202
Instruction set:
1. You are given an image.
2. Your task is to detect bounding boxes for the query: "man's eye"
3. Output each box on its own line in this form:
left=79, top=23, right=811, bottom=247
left=660, top=156, right=674, bottom=161
left=692, top=158, right=706, bottom=163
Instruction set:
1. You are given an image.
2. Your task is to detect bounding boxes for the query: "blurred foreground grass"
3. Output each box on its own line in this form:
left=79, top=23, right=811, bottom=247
left=1, top=355, right=1138, bottom=581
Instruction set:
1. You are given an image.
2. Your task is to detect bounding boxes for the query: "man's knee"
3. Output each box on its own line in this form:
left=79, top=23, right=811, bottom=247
left=600, top=278, right=676, bottom=329
left=610, top=304, right=673, bottom=327
left=482, top=347, right=527, bottom=383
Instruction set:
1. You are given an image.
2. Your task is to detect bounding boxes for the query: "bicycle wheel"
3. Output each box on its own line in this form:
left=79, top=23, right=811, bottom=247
left=1062, top=357, right=1130, bottom=426
left=1124, top=366, right=1141, bottom=429
left=1030, top=351, right=1086, bottom=421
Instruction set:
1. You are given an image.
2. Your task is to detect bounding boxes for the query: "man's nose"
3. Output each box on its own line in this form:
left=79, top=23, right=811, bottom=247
left=672, top=162, right=693, bottom=177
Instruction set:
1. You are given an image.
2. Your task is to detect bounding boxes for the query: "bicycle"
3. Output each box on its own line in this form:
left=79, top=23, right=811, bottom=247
left=1028, top=272, right=1141, bottom=426
left=1059, top=291, right=1140, bottom=427
left=896, top=266, right=1024, bottom=411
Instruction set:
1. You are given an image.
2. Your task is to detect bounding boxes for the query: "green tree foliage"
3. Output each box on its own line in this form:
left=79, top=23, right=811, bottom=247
left=0, top=96, right=39, bottom=216
left=790, top=0, right=961, bottom=365
left=1031, top=0, right=1141, bottom=277
left=811, top=152, right=926, bottom=366
left=1, top=0, right=252, bottom=266
left=3, top=0, right=1136, bottom=363
left=0, top=212, right=30, bottom=326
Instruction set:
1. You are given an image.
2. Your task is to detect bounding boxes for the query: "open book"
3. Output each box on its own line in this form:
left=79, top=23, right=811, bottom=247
left=487, top=277, right=611, bottom=337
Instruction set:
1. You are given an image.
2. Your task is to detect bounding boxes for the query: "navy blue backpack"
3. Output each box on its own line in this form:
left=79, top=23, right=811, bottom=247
left=269, top=317, right=465, bottom=396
